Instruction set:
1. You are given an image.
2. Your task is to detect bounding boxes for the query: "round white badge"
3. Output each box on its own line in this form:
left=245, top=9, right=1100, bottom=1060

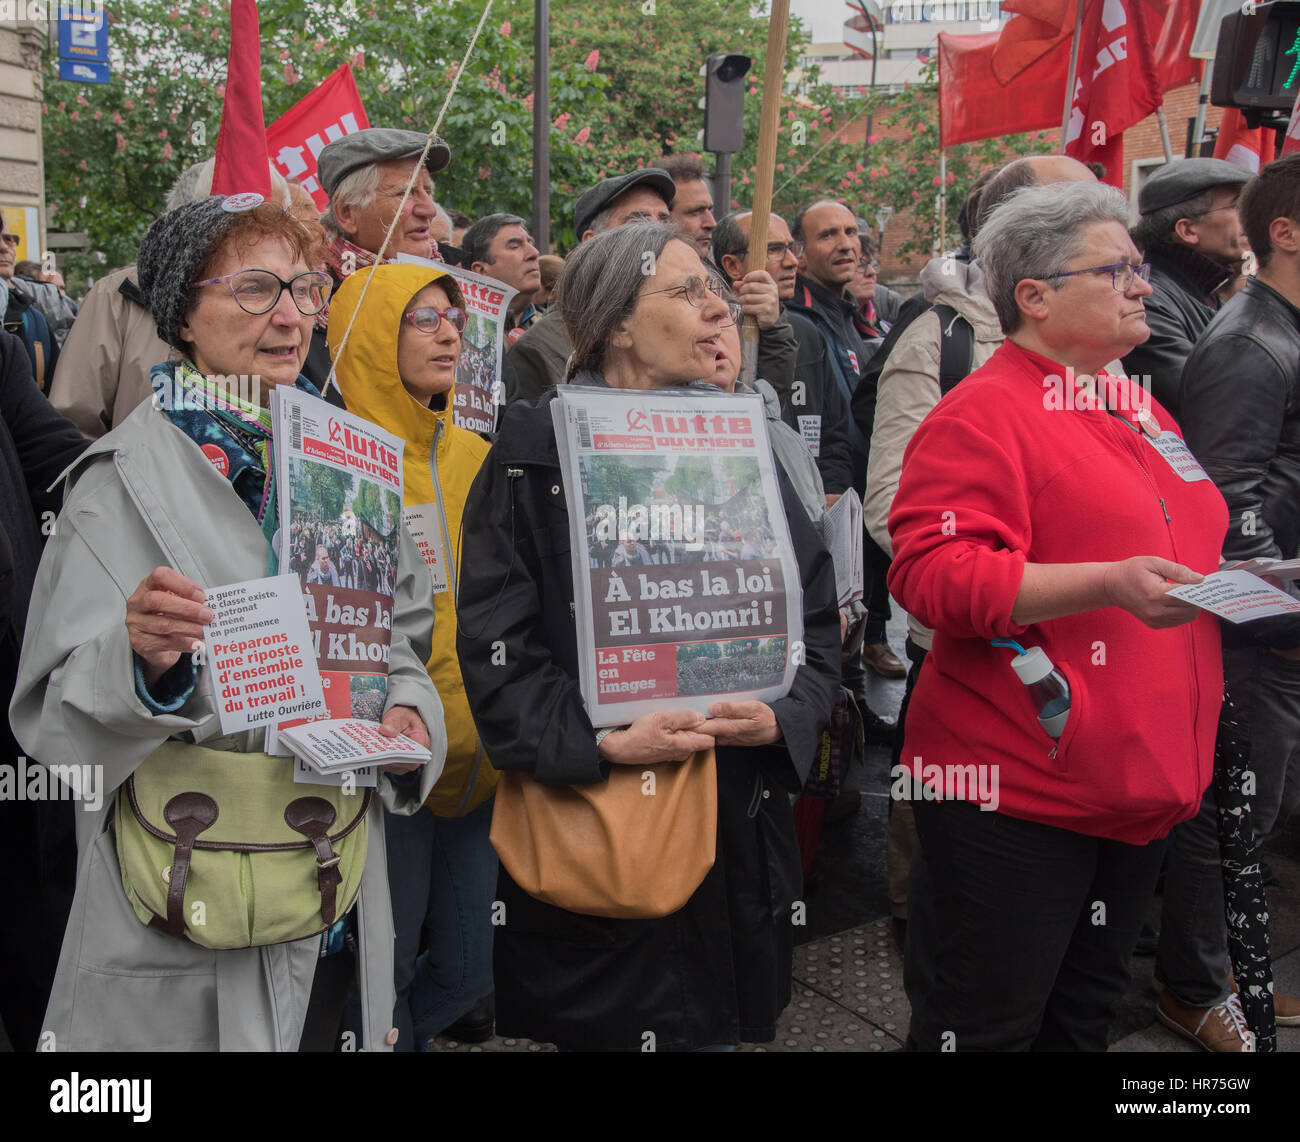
left=1137, top=408, right=1162, bottom=438
left=221, top=192, right=265, bottom=213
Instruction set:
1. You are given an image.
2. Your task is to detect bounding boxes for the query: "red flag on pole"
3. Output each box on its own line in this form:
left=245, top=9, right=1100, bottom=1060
left=211, top=0, right=271, bottom=199
left=266, top=64, right=371, bottom=210
left=1215, top=107, right=1276, bottom=170
left=1063, top=0, right=1162, bottom=185
left=1282, top=87, right=1300, bottom=156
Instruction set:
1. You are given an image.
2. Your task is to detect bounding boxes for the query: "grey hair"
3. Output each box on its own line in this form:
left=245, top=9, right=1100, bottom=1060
left=321, top=162, right=382, bottom=237
left=558, top=221, right=681, bottom=381
left=165, top=158, right=291, bottom=212
left=431, top=201, right=452, bottom=236
left=1131, top=188, right=1215, bottom=253
left=975, top=180, right=1132, bottom=335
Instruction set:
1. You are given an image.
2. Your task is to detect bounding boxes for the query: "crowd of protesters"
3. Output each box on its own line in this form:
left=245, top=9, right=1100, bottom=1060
left=1, top=107, right=1299, bottom=1056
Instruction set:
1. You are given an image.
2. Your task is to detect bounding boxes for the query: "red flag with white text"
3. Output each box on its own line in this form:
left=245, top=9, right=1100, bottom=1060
left=266, top=64, right=371, bottom=210
left=1215, top=108, right=1276, bottom=170
left=1064, top=0, right=1163, bottom=185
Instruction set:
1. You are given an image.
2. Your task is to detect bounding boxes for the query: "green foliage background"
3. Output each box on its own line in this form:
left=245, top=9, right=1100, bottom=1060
left=43, top=1, right=1053, bottom=289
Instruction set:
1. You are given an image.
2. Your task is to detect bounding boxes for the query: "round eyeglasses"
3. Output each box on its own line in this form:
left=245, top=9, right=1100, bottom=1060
left=404, top=305, right=467, bottom=334
left=193, top=269, right=333, bottom=316
left=1046, top=262, right=1152, bottom=292
left=643, top=275, right=743, bottom=324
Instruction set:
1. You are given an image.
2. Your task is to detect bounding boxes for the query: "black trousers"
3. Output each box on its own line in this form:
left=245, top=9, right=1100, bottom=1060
left=862, top=533, right=892, bottom=645
left=905, top=795, right=1164, bottom=1051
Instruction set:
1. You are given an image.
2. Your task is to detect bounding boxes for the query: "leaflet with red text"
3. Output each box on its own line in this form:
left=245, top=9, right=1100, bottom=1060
left=552, top=387, right=803, bottom=727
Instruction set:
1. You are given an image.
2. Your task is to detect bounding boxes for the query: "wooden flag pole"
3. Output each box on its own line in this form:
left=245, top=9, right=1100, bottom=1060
left=740, top=0, right=790, bottom=387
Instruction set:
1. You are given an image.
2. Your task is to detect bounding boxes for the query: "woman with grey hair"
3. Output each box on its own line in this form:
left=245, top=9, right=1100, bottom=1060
left=886, top=179, right=1232, bottom=1049
left=456, top=221, right=841, bottom=1051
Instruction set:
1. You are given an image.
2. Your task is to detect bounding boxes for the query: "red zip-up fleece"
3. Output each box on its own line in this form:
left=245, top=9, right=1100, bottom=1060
left=887, top=340, right=1228, bottom=845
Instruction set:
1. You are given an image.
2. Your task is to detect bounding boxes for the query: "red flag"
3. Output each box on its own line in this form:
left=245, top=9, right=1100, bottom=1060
left=266, top=64, right=371, bottom=210
left=211, top=0, right=270, bottom=199
left=1282, top=86, right=1300, bottom=156
left=1064, top=0, right=1163, bottom=185
left=939, top=31, right=1070, bottom=147
left=1215, top=107, right=1276, bottom=170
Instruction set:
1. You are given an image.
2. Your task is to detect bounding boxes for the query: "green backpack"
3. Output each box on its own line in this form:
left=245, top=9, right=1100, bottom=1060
left=115, top=742, right=371, bottom=949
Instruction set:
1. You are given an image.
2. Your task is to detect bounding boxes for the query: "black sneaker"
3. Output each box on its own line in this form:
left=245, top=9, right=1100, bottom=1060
left=440, top=994, right=495, bottom=1044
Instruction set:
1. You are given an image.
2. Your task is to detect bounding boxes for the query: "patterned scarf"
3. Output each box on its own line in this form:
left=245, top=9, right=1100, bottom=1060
left=152, top=360, right=318, bottom=573
left=316, top=231, right=443, bottom=332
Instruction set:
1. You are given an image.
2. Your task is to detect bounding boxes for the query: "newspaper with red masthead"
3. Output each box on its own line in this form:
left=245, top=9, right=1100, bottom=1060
left=396, top=254, right=517, bottom=436
left=551, top=386, right=804, bottom=727
left=267, top=386, right=406, bottom=772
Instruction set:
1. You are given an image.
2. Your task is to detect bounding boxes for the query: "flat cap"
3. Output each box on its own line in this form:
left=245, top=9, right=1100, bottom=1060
left=1138, top=158, right=1252, bottom=216
left=574, top=168, right=675, bottom=239
left=317, top=128, right=451, bottom=199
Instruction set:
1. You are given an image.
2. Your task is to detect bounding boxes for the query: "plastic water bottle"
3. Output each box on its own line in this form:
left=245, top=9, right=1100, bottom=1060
left=1008, top=646, right=1072, bottom=739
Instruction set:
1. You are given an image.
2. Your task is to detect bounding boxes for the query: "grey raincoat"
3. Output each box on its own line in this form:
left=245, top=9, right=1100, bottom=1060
left=10, top=396, right=446, bottom=1051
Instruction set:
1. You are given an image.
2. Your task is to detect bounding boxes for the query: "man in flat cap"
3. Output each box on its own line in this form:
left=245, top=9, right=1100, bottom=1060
left=1124, top=157, right=1251, bottom=420
left=503, top=168, right=674, bottom=402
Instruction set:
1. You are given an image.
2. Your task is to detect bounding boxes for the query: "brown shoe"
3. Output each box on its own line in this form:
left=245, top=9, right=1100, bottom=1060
left=863, top=642, right=906, bottom=679
left=1156, top=992, right=1255, bottom=1051
left=1229, top=973, right=1300, bottom=1026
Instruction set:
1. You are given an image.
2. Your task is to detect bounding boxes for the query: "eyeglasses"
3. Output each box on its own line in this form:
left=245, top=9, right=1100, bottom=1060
left=193, top=269, right=333, bottom=315
left=0, top=234, right=18, bottom=247
left=643, top=275, right=742, bottom=324
left=403, top=305, right=466, bottom=334
left=734, top=241, right=805, bottom=260
left=1046, top=262, right=1152, bottom=292
left=1196, top=199, right=1241, bottom=218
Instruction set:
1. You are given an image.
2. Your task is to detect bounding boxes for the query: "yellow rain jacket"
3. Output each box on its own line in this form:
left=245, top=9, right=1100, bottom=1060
left=327, top=264, right=497, bottom=816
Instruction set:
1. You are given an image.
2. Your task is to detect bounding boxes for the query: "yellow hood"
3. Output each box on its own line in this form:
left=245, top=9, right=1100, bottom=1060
left=327, top=264, right=497, bottom=816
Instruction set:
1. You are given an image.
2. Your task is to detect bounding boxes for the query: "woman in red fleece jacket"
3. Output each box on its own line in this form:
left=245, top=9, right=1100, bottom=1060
left=887, top=180, right=1228, bottom=1051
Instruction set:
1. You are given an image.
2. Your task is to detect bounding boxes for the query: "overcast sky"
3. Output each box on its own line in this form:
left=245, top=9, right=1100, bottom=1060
left=789, top=0, right=845, bottom=43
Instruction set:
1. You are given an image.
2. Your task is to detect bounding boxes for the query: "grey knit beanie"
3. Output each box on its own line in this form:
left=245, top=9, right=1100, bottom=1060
left=137, top=195, right=250, bottom=350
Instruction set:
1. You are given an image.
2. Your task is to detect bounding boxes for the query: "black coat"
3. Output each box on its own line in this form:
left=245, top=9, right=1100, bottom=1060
left=1180, top=276, right=1300, bottom=650
left=456, top=390, right=841, bottom=1051
left=1121, top=243, right=1229, bottom=422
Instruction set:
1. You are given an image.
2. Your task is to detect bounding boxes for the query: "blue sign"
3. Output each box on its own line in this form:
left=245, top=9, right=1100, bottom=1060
left=57, top=4, right=108, bottom=64
left=58, top=58, right=110, bottom=86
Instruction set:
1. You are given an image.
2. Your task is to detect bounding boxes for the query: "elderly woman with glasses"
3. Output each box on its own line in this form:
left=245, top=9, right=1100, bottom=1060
left=11, top=196, right=444, bottom=1051
left=456, top=222, right=841, bottom=1052
left=886, top=180, right=1230, bottom=1050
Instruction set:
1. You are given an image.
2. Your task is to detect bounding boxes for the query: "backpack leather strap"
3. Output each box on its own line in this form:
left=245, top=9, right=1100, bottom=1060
left=285, top=797, right=342, bottom=926
left=155, top=792, right=219, bottom=939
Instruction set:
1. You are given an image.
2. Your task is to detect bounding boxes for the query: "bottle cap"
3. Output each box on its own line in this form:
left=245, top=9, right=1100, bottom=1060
left=1008, top=645, right=1054, bottom=686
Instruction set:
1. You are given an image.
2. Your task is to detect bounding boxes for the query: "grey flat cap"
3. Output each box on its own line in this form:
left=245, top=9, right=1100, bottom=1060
left=317, top=128, right=451, bottom=199
left=1139, top=158, right=1252, bottom=216
left=574, top=168, right=675, bottom=238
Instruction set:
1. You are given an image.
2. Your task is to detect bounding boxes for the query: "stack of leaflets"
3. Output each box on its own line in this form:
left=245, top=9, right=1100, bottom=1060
left=278, top=718, right=432, bottom=774
left=551, top=386, right=803, bottom=727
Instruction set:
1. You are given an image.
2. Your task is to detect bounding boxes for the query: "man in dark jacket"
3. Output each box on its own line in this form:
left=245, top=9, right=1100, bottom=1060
left=1161, top=154, right=1300, bottom=1049
left=1124, top=158, right=1251, bottom=422
left=713, top=209, right=854, bottom=501
left=0, top=329, right=87, bottom=1051
left=787, top=199, right=905, bottom=701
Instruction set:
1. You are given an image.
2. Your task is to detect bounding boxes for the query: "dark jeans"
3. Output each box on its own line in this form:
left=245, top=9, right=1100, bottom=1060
left=385, top=798, right=498, bottom=1051
left=906, top=794, right=1164, bottom=1050
left=863, top=533, right=892, bottom=645
left=1158, top=645, right=1300, bottom=1006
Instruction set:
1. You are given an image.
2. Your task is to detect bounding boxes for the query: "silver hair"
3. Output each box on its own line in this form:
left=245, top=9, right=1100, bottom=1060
left=974, top=180, right=1132, bottom=335
left=431, top=201, right=453, bottom=240
left=558, top=221, right=682, bottom=382
left=321, top=162, right=382, bottom=238
left=165, top=158, right=291, bottom=212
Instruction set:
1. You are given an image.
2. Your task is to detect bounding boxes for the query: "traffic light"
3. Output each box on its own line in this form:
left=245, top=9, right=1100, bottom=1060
left=1212, top=1, right=1300, bottom=115
left=703, top=52, right=752, bottom=155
